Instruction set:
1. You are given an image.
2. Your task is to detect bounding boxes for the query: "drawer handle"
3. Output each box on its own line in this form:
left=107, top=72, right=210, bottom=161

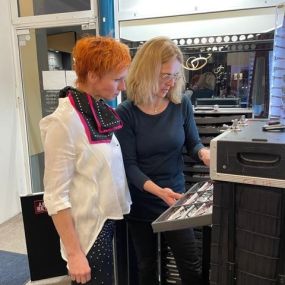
left=238, top=152, right=280, bottom=167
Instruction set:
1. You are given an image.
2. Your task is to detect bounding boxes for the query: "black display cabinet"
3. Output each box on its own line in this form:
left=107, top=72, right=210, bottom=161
left=210, top=119, right=285, bottom=285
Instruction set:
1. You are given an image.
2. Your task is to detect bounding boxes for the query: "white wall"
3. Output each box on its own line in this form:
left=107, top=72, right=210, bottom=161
left=118, top=0, right=284, bottom=20
left=119, top=7, right=282, bottom=41
left=118, top=0, right=284, bottom=21
left=0, top=0, right=27, bottom=224
left=118, top=0, right=285, bottom=41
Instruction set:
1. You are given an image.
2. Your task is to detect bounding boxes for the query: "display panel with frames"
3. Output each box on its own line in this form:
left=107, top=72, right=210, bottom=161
left=121, top=31, right=274, bottom=117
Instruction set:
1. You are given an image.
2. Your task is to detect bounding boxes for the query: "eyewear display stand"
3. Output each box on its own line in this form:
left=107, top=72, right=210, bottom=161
left=152, top=181, right=213, bottom=233
left=210, top=119, right=285, bottom=285
left=152, top=181, right=213, bottom=285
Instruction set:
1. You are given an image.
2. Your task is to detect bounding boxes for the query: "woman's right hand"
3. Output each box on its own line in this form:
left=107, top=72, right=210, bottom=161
left=68, top=251, right=91, bottom=284
left=50, top=209, right=91, bottom=284
left=143, top=180, right=183, bottom=206
left=160, top=188, right=183, bottom=206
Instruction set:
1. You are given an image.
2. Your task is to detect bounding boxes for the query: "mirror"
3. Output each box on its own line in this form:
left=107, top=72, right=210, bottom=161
left=121, top=31, right=274, bottom=117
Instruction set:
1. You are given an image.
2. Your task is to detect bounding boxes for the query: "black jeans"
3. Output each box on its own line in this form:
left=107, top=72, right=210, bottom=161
left=128, top=220, right=202, bottom=285
left=71, top=220, right=115, bottom=285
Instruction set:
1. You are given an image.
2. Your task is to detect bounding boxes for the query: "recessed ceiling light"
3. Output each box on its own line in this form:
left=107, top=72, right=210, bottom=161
left=186, top=38, right=192, bottom=45
left=224, top=36, right=230, bottom=42
left=209, top=37, right=214, bottom=44
left=194, top=38, right=200, bottom=44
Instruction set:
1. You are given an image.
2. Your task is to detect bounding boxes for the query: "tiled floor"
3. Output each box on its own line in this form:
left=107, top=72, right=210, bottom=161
left=0, top=213, right=70, bottom=285
left=0, top=213, right=27, bottom=254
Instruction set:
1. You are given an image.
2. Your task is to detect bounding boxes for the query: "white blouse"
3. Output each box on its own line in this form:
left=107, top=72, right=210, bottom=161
left=40, top=97, right=131, bottom=260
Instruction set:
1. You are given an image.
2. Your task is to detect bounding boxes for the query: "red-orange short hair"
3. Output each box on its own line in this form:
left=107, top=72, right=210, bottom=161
left=72, top=35, right=131, bottom=84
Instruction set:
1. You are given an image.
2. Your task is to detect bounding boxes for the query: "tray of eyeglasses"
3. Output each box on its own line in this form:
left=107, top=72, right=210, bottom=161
left=152, top=181, right=213, bottom=233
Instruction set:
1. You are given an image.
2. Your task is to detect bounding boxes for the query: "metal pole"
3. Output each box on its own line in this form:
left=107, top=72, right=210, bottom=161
left=97, top=0, right=116, bottom=107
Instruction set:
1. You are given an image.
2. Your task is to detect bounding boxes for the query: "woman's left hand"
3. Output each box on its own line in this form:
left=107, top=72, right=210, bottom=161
left=198, top=148, right=210, bottom=167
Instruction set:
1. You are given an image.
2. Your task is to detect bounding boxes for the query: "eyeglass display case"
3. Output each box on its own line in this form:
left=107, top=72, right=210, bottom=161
left=151, top=181, right=213, bottom=285
left=209, top=119, right=285, bottom=285
left=152, top=181, right=213, bottom=233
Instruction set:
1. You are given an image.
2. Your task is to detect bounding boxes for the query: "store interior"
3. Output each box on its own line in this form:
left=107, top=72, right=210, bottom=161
left=0, top=1, right=285, bottom=285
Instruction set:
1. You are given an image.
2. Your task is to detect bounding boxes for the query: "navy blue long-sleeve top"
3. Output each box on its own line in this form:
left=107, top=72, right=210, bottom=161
left=116, top=95, right=204, bottom=222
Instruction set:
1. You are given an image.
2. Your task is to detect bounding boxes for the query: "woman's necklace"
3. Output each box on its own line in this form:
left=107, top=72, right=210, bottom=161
left=138, top=98, right=168, bottom=115
left=153, top=105, right=159, bottom=113
left=153, top=99, right=165, bottom=113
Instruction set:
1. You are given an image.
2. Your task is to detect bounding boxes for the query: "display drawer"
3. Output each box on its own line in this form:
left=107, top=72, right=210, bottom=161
left=210, top=119, right=285, bottom=188
left=152, top=181, right=213, bottom=233
left=197, top=126, right=222, bottom=135
left=196, top=97, right=240, bottom=107
left=195, top=115, right=245, bottom=125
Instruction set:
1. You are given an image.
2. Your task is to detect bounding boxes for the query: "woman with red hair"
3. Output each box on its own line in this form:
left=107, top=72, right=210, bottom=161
left=40, top=36, right=132, bottom=284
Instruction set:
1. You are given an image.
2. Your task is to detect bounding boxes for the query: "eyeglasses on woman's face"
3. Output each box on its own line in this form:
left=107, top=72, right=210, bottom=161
left=160, top=72, right=181, bottom=82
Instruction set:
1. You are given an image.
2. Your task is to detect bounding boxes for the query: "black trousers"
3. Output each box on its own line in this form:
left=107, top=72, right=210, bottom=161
left=72, top=220, right=115, bottom=285
left=128, top=220, right=202, bottom=285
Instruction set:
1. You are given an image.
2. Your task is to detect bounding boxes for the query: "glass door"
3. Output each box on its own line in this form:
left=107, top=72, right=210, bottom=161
left=17, top=24, right=96, bottom=193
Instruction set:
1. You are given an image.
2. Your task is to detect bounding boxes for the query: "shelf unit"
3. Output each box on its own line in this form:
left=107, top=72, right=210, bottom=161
left=183, top=108, right=253, bottom=190
left=160, top=108, right=254, bottom=285
left=209, top=120, right=285, bottom=285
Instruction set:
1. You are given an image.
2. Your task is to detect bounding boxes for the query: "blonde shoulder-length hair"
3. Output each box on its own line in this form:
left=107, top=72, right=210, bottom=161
left=127, top=36, right=185, bottom=105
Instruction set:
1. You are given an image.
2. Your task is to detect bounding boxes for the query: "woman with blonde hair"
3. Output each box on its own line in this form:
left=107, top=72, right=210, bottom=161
left=191, top=72, right=216, bottom=105
left=116, top=36, right=210, bottom=285
left=197, top=72, right=216, bottom=90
